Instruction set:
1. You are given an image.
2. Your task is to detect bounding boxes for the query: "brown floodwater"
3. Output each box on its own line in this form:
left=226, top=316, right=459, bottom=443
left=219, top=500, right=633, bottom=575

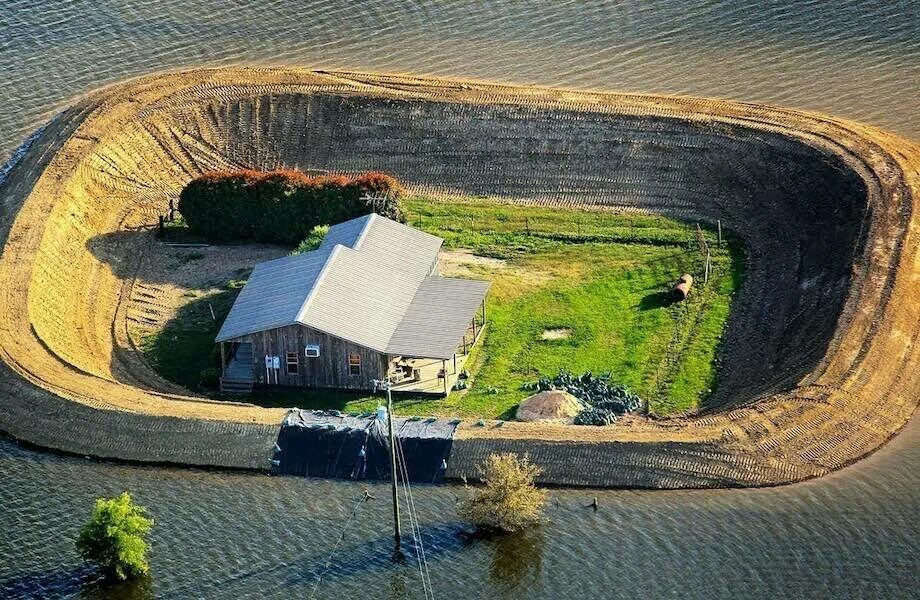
left=0, top=1, right=917, bottom=598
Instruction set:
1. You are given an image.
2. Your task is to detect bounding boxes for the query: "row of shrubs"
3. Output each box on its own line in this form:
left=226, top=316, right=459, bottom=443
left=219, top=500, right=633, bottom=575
left=177, top=169, right=406, bottom=245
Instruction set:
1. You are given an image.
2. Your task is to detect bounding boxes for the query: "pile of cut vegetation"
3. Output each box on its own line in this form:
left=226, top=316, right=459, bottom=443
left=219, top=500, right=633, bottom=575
left=525, top=371, right=642, bottom=426
left=178, top=169, right=405, bottom=244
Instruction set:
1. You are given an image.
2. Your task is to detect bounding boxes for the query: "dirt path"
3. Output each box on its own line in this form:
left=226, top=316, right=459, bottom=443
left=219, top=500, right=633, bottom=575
left=0, top=67, right=916, bottom=486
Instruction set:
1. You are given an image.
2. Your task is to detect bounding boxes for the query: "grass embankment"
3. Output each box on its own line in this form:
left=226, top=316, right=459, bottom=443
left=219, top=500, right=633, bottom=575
left=142, top=196, right=742, bottom=418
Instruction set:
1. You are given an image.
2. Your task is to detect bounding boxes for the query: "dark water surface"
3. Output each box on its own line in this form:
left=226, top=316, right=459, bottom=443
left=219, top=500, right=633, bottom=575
left=1, top=420, right=917, bottom=599
left=0, top=1, right=918, bottom=598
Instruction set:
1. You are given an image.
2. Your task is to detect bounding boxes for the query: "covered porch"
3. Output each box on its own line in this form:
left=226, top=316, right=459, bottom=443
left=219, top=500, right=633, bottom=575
left=389, top=354, right=469, bottom=395
left=388, top=299, right=487, bottom=396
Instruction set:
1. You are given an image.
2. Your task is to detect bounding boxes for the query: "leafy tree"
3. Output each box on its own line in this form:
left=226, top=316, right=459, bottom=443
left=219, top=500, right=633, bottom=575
left=459, top=453, right=547, bottom=533
left=76, top=492, right=154, bottom=581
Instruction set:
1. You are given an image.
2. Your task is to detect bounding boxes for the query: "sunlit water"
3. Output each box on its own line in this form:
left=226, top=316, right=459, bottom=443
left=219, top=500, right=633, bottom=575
left=0, top=1, right=918, bottom=598
left=1, top=0, right=918, bottom=166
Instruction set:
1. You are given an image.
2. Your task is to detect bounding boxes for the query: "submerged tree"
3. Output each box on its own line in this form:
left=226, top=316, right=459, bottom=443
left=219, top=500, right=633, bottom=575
left=459, top=453, right=547, bottom=533
left=76, top=491, right=154, bottom=581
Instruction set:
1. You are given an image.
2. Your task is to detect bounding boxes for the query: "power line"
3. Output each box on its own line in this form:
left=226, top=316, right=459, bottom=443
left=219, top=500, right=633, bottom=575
left=309, top=490, right=373, bottom=600
left=395, top=437, right=433, bottom=598
left=391, top=434, right=426, bottom=596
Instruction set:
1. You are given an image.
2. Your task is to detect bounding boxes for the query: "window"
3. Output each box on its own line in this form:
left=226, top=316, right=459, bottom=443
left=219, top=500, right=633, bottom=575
left=348, top=354, right=361, bottom=376
left=286, top=352, right=299, bottom=375
left=305, top=344, right=320, bottom=358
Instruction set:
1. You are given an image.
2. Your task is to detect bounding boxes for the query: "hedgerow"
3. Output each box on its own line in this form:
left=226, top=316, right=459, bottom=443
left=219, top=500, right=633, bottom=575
left=177, top=169, right=405, bottom=244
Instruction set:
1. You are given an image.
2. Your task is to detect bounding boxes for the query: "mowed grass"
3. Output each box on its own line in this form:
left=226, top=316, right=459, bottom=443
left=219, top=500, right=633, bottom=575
left=140, top=196, right=743, bottom=418
left=395, top=197, right=743, bottom=418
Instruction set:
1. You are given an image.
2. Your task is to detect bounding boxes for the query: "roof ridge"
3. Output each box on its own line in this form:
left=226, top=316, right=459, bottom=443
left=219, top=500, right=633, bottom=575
left=351, top=212, right=376, bottom=250
left=294, top=244, right=342, bottom=324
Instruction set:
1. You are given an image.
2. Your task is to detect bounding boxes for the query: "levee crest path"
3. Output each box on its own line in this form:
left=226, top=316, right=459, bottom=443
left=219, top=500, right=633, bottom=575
left=0, top=68, right=916, bottom=487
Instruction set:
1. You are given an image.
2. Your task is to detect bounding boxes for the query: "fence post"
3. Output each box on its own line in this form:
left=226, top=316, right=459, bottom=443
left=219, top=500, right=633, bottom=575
left=717, top=219, right=722, bottom=246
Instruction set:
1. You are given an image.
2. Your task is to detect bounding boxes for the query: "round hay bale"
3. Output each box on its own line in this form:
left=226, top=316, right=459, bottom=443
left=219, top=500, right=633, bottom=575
left=516, top=390, right=583, bottom=422
left=673, top=274, right=693, bottom=301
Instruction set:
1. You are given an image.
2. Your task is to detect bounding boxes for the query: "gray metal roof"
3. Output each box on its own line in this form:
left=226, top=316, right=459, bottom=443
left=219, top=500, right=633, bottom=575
left=317, top=213, right=372, bottom=251
left=216, top=214, right=489, bottom=359
left=386, top=276, right=492, bottom=359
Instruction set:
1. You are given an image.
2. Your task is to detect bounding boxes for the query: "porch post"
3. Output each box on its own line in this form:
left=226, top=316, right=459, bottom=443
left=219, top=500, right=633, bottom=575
left=442, top=359, right=448, bottom=396
left=453, top=353, right=457, bottom=374
left=472, top=317, right=477, bottom=341
left=219, top=342, right=226, bottom=377
left=482, top=298, right=486, bottom=325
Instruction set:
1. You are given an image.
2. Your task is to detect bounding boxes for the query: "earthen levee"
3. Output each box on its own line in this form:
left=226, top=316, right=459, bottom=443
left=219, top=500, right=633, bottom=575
left=0, top=68, right=916, bottom=485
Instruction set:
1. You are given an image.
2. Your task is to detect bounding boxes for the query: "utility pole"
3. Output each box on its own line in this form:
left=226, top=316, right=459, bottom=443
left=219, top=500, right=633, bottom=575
left=375, top=378, right=402, bottom=557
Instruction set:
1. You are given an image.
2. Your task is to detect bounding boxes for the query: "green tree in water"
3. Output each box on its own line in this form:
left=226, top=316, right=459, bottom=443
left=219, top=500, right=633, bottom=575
left=76, top=491, right=153, bottom=580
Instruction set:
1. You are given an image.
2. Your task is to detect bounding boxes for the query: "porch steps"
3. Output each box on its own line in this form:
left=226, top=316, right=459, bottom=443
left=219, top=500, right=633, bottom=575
left=220, top=377, right=254, bottom=395
left=220, top=345, right=253, bottom=395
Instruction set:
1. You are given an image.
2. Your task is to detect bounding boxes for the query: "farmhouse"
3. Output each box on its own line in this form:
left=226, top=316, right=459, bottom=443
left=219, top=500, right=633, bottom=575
left=215, top=214, right=490, bottom=396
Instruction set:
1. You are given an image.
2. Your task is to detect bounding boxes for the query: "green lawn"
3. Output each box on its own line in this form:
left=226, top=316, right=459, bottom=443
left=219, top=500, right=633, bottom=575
left=141, top=196, right=743, bottom=418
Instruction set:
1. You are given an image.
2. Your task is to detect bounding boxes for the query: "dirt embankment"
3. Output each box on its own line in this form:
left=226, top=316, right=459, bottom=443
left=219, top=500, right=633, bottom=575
left=0, top=67, right=916, bottom=485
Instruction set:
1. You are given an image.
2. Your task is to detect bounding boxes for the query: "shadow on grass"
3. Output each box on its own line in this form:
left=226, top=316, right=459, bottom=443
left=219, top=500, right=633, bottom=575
left=137, top=288, right=238, bottom=393
left=638, top=290, right=677, bottom=311
left=497, top=404, right=519, bottom=421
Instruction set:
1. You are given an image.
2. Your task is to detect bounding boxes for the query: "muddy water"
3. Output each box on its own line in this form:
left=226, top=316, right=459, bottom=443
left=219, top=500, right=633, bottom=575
left=0, top=1, right=918, bottom=598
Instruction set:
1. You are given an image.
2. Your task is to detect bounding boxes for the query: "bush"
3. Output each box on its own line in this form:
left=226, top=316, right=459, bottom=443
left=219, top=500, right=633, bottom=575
left=293, top=224, right=329, bottom=254
left=459, top=453, right=546, bottom=533
left=75, top=492, right=153, bottom=581
left=534, top=370, right=641, bottom=425
left=199, top=367, right=221, bottom=389
left=177, top=169, right=405, bottom=245
left=573, top=407, right=618, bottom=426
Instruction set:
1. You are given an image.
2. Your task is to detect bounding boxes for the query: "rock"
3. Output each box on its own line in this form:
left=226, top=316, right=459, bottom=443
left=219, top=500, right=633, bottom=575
left=516, top=390, right=583, bottom=422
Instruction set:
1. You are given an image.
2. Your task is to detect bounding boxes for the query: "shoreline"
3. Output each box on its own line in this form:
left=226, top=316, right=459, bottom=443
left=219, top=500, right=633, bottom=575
left=0, top=67, right=916, bottom=487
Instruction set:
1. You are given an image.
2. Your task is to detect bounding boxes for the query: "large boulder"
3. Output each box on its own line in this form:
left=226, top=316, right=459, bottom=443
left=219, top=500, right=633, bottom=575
left=516, top=390, right=583, bottom=422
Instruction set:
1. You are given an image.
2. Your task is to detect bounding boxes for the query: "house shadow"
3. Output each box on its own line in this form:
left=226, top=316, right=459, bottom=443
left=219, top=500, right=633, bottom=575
left=83, top=228, right=287, bottom=398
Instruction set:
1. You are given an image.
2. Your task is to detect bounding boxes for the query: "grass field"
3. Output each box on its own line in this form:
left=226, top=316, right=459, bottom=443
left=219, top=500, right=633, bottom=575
left=141, top=196, right=743, bottom=418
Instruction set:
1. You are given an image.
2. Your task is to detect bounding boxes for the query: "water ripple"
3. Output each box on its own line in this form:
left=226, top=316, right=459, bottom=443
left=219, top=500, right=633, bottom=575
left=1, top=0, right=918, bottom=164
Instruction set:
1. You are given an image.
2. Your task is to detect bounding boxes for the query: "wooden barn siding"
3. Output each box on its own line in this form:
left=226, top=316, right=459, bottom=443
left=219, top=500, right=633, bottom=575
left=235, top=325, right=387, bottom=391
